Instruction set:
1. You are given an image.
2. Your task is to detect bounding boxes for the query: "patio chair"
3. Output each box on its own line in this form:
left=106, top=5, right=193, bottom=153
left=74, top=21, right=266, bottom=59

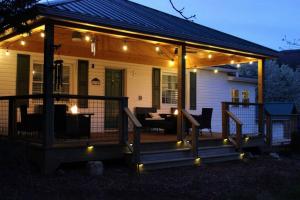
left=198, top=108, right=213, bottom=135
left=54, top=104, right=68, bottom=137
left=17, top=105, right=42, bottom=136
left=186, top=108, right=213, bottom=136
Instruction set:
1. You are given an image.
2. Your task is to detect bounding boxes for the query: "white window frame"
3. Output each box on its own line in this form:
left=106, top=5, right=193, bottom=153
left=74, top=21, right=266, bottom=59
left=31, top=62, right=73, bottom=95
left=161, top=73, right=178, bottom=105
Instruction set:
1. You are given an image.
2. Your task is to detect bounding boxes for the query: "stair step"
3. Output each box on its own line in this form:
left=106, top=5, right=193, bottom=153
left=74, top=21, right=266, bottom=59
left=140, top=157, right=196, bottom=171
left=200, top=152, right=241, bottom=164
left=140, top=148, right=192, bottom=162
left=198, top=145, right=236, bottom=156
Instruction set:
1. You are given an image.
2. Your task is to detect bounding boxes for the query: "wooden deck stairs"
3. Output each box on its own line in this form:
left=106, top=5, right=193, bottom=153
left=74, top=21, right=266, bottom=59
left=125, top=139, right=242, bottom=172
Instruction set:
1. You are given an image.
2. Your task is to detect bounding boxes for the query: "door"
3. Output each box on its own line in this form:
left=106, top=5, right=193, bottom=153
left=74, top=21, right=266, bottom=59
left=105, top=69, right=124, bottom=129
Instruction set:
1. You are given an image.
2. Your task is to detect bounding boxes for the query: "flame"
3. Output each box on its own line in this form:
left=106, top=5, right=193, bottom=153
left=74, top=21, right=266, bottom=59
left=71, top=104, right=79, bottom=114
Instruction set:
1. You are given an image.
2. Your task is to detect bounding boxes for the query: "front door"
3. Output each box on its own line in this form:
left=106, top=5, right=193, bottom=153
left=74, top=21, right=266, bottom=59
left=105, top=69, right=124, bottom=129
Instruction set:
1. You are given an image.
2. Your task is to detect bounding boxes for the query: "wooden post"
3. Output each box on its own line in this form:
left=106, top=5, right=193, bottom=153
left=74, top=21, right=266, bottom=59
left=191, top=124, right=199, bottom=157
left=258, top=59, right=265, bottom=135
left=236, top=123, right=242, bottom=150
left=265, top=113, right=272, bottom=146
left=119, top=97, right=128, bottom=144
left=43, top=22, right=55, bottom=148
left=8, top=98, right=17, bottom=138
left=222, top=102, right=229, bottom=139
left=177, top=44, right=186, bottom=141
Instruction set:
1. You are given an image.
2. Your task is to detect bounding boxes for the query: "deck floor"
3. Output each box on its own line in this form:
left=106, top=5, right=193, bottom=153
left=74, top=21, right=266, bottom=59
left=54, top=131, right=222, bottom=146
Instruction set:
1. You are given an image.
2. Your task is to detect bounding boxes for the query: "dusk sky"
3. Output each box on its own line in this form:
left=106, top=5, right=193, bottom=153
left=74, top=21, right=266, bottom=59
left=131, top=0, right=300, bottom=51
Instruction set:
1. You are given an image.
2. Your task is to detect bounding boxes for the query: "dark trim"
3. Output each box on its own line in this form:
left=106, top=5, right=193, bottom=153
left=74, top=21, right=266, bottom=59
left=189, top=72, right=197, bottom=110
left=0, top=94, right=128, bottom=101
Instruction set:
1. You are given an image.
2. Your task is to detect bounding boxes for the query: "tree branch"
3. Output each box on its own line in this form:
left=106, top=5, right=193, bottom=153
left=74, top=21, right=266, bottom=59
left=169, top=0, right=196, bottom=21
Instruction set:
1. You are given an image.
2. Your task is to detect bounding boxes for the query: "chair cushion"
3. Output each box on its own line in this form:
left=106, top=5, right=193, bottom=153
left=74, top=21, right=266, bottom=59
left=149, top=112, right=162, bottom=119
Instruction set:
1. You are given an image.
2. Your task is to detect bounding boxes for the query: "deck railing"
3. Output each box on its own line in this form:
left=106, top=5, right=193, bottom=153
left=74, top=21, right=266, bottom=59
left=124, top=107, right=142, bottom=165
left=265, top=113, right=300, bottom=146
left=0, top=94, right=129, bottom=146
left=182, top=109, right=200, bottom=157
left=222, top=102, right=264, bottom=149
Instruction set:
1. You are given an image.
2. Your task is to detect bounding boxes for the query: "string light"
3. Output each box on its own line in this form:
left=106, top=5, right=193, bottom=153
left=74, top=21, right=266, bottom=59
left=122, top=41, right=128, bottom=51
left=5, top=48, right=10, bottom=56
left=20, top=40, right=26, bottom=46
left=237, top=64, right=241, bottom=68
left=155, top=46, right=160, bottom=52
left=249, top=61, right=253, bottom=65
left=40, top=32, right=45, bottom=38
left=169, top=59, right=175, bottom=66
left=208, top=54, right=212, bottom=59
left=214, top=69, right=219, bottom=74
left=85, top=35, right=91, bottom=42
left=230, top=60, right=235, bottom=64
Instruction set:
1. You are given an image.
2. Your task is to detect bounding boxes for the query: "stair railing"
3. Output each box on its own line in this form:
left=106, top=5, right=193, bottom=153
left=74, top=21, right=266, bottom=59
left=182, top=109, right=200, bottom=157
left=226, top=110, right=243, bottom=151
left=124, top=107, right=142, bottom=165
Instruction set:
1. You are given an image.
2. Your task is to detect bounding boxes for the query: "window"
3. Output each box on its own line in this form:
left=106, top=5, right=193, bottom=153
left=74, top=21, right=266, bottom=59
left=231, top=89, right=239, bottom=103
left=32, top=63, right=70, bottom=94
left=162, top=74, right=178, bottom=104
left=242, top=90, right=250, bottom=104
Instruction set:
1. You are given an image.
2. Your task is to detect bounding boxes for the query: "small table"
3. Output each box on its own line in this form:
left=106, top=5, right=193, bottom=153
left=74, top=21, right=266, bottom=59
left=66, top=113, right=94, bottom=138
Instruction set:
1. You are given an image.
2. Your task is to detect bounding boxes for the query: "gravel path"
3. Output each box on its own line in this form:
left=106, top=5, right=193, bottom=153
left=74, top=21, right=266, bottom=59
left=1, top=154, right=300, bottom=200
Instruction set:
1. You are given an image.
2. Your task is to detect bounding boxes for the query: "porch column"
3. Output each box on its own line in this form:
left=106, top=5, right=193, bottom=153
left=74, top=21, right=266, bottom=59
left=43, top=22, right=55, bottom=147
left=177, top=44, right=186, bottom=141
left=258, top=59, right=265, bottom=135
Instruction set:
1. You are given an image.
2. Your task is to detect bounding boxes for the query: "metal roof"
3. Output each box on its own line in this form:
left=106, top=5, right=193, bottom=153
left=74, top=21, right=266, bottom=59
left=265, top=103, right=298, bottom=115
left=36, top=0, right=278, bottom=57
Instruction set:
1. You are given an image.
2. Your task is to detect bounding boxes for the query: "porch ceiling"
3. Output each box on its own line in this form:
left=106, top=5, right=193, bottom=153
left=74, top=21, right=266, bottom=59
left=0, top=25, right=258, bottom=69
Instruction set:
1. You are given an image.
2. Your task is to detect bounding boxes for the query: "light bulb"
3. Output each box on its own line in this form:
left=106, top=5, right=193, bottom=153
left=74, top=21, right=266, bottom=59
left=5, top=50, right=10, bottom=56
left=237, top=64, right=241, bottom=68
left=155, top=46, right=160, bottom=52
left=193, top=69, right=197, bottom=73
left=208, top=54, right=212, bottom=59
left=214, top=69, right=219, bottom=74
left=249, top=61, right=253, bottom=65
left=85, top=35, right=91, bottom=42
left=169, top=59, right=175, bottom=66
left=123, top=43, right=128, bottom=51
left=20, top=40, right=26, bottom=46
left=40, top=32, right=45, bottom=38
left=230, top=60, right=235, bottom=64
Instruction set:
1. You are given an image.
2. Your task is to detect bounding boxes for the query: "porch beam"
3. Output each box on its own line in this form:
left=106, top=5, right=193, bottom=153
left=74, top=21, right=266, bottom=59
left=43, top=21, right=55, bottom=147
left=177, top=44, right=186, bottom=141
left=258, top=59, right=265, bottom=135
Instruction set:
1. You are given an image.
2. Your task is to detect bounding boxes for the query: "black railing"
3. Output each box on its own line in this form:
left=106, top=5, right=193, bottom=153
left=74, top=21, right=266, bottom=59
left=0, top=95, right=129, bottom=145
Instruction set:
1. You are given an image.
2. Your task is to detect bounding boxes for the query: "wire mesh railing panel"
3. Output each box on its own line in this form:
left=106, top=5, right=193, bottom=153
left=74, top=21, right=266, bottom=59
left=0, top=99, right=9, bottom=136
left=53, top=96, right=122, bottom=144
left=228, top=104, right=259, bottom=136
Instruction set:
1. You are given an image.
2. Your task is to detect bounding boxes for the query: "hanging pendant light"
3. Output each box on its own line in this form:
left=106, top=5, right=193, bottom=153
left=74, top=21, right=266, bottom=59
left=72, top=31, right=82, bottom=42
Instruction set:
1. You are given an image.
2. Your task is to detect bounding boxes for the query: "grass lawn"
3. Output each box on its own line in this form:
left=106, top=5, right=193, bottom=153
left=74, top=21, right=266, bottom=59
left=1, top=153, right=300, bottom=200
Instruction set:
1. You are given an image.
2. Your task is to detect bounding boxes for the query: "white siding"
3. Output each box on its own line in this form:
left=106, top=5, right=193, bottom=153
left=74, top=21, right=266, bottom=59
left=186, top=69, right=257, bottom=133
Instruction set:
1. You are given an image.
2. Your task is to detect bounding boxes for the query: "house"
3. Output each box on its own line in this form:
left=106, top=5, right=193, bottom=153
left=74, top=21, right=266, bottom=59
left=0, top=0, right=279, bottom=173
left=265, top=103, right=298, bottom=145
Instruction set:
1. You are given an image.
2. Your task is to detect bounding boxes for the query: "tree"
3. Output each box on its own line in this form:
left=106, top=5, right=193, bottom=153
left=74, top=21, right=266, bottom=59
left=169, top=0, right=196, bottom=21
left=264, top=60, right=300, bottom=109
left=0, top=0, right=39, bottom=35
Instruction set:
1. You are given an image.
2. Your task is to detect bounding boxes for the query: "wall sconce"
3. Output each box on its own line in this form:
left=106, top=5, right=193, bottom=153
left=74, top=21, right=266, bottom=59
left=91, top=78, right=101, bottom=85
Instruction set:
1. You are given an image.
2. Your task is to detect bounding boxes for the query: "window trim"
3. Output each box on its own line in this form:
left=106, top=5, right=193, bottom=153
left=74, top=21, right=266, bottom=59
left=161, top=73, right=178, bottom=106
